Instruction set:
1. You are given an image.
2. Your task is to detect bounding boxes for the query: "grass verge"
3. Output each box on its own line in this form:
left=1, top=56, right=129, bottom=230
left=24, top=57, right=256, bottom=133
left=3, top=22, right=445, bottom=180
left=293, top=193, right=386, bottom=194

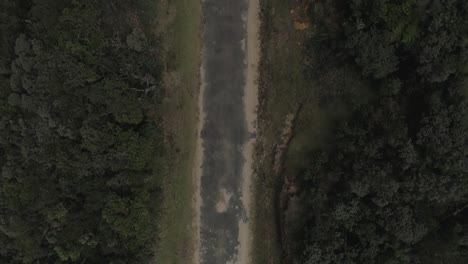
left=154, top=0, right=200, bottom=263
left=252, top=0, right=308, bottom=262
left=252, top=0, right=327, bottom=262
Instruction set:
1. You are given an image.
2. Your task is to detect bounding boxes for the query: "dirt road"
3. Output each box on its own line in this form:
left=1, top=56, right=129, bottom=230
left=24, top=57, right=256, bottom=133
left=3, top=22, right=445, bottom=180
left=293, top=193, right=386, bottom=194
left=194, top=0, right=259, bottom=262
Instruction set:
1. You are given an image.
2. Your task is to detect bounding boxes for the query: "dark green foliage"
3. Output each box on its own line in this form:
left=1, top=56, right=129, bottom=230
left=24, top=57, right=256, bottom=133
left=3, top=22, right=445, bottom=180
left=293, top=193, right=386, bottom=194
left=298, top=0, right=468, bottom=263
left=0, top=0, right=163, bottom=263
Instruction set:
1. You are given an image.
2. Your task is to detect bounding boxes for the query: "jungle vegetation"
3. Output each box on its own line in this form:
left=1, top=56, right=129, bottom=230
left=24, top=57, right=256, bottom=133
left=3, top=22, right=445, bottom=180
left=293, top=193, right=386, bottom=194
left=0, top=1, right=164, bottom=263
left=296, top=0, right=468, bottom=263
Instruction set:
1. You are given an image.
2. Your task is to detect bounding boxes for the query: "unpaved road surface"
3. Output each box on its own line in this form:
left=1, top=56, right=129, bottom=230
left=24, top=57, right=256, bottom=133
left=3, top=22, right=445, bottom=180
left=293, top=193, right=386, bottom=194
left=195, top=0, right=259, bottom=262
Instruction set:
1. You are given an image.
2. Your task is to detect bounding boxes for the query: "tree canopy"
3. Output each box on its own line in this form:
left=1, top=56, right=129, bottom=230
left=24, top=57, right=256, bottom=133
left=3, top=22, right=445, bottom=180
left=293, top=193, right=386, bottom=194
left=296, top=0, right=468, bottom=263
left=0, top=1, right=163, bottom=263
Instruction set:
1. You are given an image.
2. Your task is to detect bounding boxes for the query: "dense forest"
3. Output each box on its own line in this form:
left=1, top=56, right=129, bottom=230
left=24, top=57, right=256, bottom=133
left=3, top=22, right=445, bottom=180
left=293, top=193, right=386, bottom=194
left=0, top=0, right=164, bottom=263
left=295, top=0, right=468, bottom=263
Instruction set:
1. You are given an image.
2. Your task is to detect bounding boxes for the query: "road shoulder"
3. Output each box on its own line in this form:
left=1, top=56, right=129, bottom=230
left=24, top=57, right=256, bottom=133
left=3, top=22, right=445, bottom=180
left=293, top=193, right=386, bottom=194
left=154, top=0, right=201, bottom=262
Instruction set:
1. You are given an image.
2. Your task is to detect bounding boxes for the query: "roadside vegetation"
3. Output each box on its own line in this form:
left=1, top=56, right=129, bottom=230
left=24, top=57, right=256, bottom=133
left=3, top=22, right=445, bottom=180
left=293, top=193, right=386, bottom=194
left=252, top=0, right=317, bottom=262
left=0, top=0, right=199, bottom=263
left=256, top=0, right=468, bottom=263
left=154, top=0, right=200, bottom=262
